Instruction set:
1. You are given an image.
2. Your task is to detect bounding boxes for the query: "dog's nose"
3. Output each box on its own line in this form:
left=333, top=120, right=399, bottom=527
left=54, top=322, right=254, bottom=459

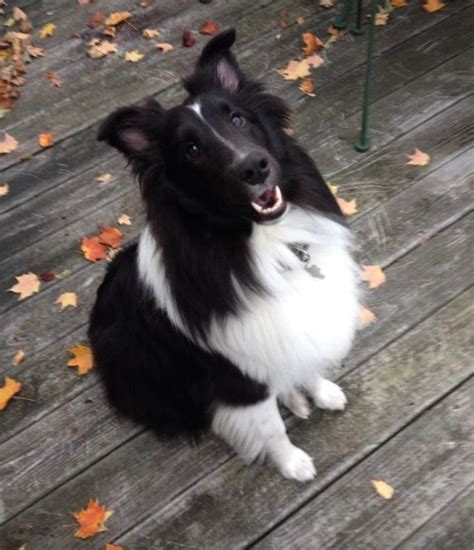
left=238, top=153, right=270, bottom=185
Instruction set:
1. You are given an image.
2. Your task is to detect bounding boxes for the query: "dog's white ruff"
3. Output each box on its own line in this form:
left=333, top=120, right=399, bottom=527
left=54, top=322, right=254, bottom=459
left=137, top=206, right=360, bottom=480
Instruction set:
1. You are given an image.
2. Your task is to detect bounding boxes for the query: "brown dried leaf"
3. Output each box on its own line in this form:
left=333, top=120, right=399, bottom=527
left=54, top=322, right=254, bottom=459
left=45, top=71, right=62, bottom=87
left=391, top=0, right=408, bottom=6
left=88, top=11, right=106, bottom=29
left=103, top=26, right=116, bottom=38
left=13, top=7, right=27, bottom=21
left=98, top=225, right=123, bottom=248
left=68, top=345, right=94, bottom=376
left=0, top=377, right=22, bottom=411
left=423, top=0, right=445, bottom=12
left=155, top=42, right=173, bottom=53
left=73, top=499, right=113, bottom=537
left=182, top=29, right=196, bottom=47
left=81, top=236, right=108, bottom=262
left=105, top=12, right=131, bottom=26
left=143, top=28, right=159, bottom=39
left=299, top=78, right=315, bottom=96
left=26, top=45, right=45, bottom=57
left=200, top=20, right=220, bottom=35
left=320, top=0, right=334, bottom=7
left=88, top=40, right=118, bottom=59
left=302, top=33, right=324, bottom=55
left=39, top=132, right=54, bottom=148
left=56, top=292, right=78, bottom=311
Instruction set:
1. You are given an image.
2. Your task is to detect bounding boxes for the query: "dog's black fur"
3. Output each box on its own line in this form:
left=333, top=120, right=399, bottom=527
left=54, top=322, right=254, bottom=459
left=89, top=29, right=342, bottom=441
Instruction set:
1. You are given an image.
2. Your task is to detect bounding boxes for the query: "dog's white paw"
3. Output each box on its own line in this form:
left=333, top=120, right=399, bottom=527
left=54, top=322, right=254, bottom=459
left=313, top=379, right=347, bottom=411
left=278, top=446, right=316, bottom=482
left=282, top=391, right=311, bottom=419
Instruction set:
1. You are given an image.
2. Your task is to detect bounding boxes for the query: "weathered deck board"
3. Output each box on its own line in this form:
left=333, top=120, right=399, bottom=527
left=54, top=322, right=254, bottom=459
left=1, top=226, right=471, bottom=541
left=396, top=484, right=474, bottom=550
left=254, top=379, right=474, bottom=550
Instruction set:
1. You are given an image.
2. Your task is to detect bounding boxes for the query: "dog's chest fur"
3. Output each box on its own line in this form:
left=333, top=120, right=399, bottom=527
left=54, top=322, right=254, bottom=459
left=138, top=207, right=360, bottom=393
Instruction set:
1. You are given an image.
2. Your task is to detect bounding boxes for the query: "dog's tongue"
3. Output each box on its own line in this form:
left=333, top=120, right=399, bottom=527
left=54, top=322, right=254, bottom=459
left=255, top=187, right=276, bottom=207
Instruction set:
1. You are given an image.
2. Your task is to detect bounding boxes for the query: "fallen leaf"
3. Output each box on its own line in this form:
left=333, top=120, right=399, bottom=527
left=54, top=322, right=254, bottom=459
left=3, top=17, right=15, bottom=28
left=327, top=182, right=338, bottom=196
left=40, top=23, right=56, bottom=39
left=19, top=19, right=33, bottom=32
left=337, top=197, right=358, bottom=216
left=99, top=225, right=123, bottom=248
left=277, top=59, right=311, bottom=80
left=88, top=39, right=118, bottom=59
left=13, top=7, right=27, bottom=21
left=0, top=133, right=19, bottom=154
left=106, top=545, right=124, bottom=550
left=155, top=42, right=173, bottom=53
left=26, top=45, right=44, bottom=57
left=73, top=499, right=113, bottom=538
left=81, top=236, right=108, bottom=262
left=320, top=0, right=334, bottom=7
left=45, top=71, right=62, bottom=87
left=0, top=183, right=9, bottom=197
left=124, top=50, right=144, bottom=62
left=406, top=148, right=430, bottom=166
left=56, top=292, right=78, bottom=311
left=306, top=53, right=325, bottom=69
left=103, top=26, right=116, bottom=38
left=302, top=33, right=324, bottom=55
left=105, top=11, right=131, bottom=26
left=295, top=16, right=305, bottom=25
left=422, top=0, right=445, bottom=12
left=95, top=173, right=112, bottom=184
left=68, top=345, right=94, bottom=376
left=12, top=350, right=26, bottom=367
left=299, top=78, right=315, bottom=96
left=39, top=132, right=54, bottom=148
left=78, top=0, right=93, bottom=4
left=40, top=271, right=56, bottom=282
left=200, top=20, right=220, bottom=35
left=143, top=28, right=159, bottom=39
left=117, top=213, right=132, bottom=225
left=371, top=480, right=395, bottom=499
left=182, top=29, right=196, bottom=47
left=88, top=11, right=106, bottom=29
left=0, top=377, right=22, bottom=411
left=327, top=24, right=342, bottom=38
left=375, top=11, right=390, bottom=25
left=360, top=265, right=387, bottom=289
left=358, top=307, right=377, bottom=327
left=391, top=0, right=408, bottom=6
left=9, top=273, right=41, bottom=300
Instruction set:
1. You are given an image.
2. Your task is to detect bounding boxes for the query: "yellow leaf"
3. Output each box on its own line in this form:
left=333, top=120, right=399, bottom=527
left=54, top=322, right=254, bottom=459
left=406, top=148, right=430, bottom=166
left=327, top=182, right=339, bottom=196
left=0, top=133, right=19, bottom=154
left=95, top=173, right=112, bottom=184
left=277, top=59, right=311, bottom=80
left=105, top=12, right=131, bottom=26
left=422, top=0, right=445, bottom=13
left=73, top=499, right=113, bottom=538
left=9, top=272, right=41, bottom=300
left=117, top=213, right=132, bottom=226
left=336, top=197, right=358, bottom=216
left=0, top=377, right=22, bottom=411
left=0, top=183, right=9, bottom=197
left=40, top=23, right=56, bottom=39
left=56, top=292, right=78, bottom=311
left=358, top=307, right=377, bottom=328
left=143, top=29, right=159, bottom=39
left=88, top=40, right=118, bottom=59
left=155, top=43, right=173, bottom=53
left=124, top=50, right=144, bottom=62
left=371, top=479, right=395, bottom=499
left=12, top=350, right=26, bottom=367
left=360, top=265, right=387, bottom=289
left=68, top=345, right=94, bottom=376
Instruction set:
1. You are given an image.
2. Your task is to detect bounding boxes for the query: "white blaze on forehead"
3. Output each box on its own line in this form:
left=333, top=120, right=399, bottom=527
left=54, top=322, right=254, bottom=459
left=187, top=101, right=245, bottom=160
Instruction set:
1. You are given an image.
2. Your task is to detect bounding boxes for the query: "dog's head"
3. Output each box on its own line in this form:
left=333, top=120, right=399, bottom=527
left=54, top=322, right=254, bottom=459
left=98, top=29, right=294, bottom=226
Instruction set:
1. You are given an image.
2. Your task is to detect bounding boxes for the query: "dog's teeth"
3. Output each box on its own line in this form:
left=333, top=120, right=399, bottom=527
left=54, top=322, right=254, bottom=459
left=275, top=186, right=282, bottom=201
left=251, top=202, right=263, bottom=213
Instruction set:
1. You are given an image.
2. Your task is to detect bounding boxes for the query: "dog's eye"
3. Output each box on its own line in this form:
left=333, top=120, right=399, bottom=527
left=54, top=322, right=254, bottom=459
left=185, top=143, right=200, bottom=160
left=231, top=113, right=244, bottom=128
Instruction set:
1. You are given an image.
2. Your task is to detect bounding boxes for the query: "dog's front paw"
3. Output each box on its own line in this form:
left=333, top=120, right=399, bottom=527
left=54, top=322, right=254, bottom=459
left=313, top=379, right=347, bottom=411
left=281, top=391, right=311, bottom=419
left=278, top=446, right=316, bottom=482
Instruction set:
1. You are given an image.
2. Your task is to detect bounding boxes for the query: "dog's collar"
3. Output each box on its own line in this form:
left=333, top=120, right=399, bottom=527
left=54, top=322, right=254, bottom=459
left=288, top=243, right=325, bottom=279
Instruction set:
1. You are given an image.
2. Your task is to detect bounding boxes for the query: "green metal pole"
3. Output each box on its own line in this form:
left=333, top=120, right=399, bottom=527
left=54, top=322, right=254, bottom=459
left=332, top=0, right=354, bottom=30
left=355, top=0, right=377, bottom=152
left=352, top=0, right=365, bottom=35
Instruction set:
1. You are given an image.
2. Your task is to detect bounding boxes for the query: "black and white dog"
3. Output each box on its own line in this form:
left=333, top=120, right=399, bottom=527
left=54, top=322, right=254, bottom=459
left=89, top=29, right=359, bottom=481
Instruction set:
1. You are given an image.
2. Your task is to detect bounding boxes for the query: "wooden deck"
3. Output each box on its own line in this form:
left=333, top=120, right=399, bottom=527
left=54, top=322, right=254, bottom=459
left=1, top=1, right=473, bottom=548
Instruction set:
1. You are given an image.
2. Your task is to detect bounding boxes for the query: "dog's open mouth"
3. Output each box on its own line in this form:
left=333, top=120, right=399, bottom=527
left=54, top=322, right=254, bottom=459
left=250, top=186, right=287, bottom=221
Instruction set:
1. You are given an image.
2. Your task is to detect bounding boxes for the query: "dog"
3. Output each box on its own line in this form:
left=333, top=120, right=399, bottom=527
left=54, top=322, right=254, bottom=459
left=89, top=29, right=360, bottom=481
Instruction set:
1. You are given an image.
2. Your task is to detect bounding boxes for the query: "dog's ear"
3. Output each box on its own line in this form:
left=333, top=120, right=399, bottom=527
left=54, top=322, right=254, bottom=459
left=186, top=29, right=243, bottom=94
left=97, top=97, right=163, bottom=159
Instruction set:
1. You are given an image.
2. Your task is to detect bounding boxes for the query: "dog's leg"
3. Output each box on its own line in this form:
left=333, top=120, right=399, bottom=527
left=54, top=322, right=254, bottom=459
left=280, top=390, right=311, bottom=419
left=309, top=375, right=347, bottom=411
left=212, top=396, right=316, bottom=481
